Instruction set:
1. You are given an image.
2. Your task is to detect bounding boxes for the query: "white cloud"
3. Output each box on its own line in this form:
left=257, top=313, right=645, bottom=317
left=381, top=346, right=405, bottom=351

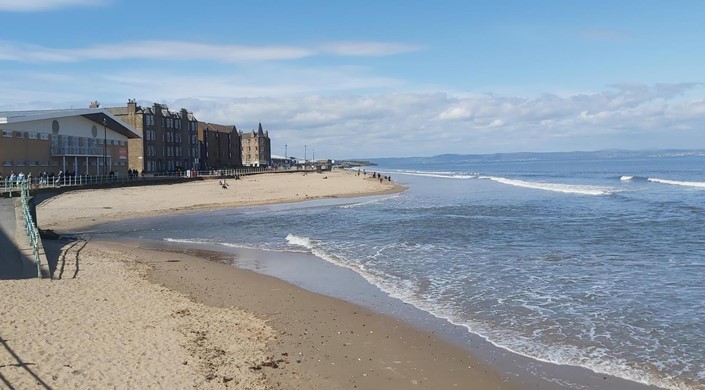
left=0, top=0, right=106, bottom=12
left=0, top=39, right=421, bottom=63
left=319, top=41, right=422, bottom=56
left=1, top=70, right=703, bottom=158
left=176, top=84, right=705, bottom=157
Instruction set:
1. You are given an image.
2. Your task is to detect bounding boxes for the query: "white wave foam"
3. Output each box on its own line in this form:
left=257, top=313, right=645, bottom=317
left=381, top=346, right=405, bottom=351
left=285, top=234, right=315, bottom=250
left=620, top=176, right=634, bottom=181
left=648, top=177, right=705, bottom=189
left=482, top=176, right=613, bottom=196
left=389, top=170, right=478, bottom=180
left=279, top=235, right=692, bottom=389
left=340, top=194, right=398, bottom=209
left=163, top=237, right=213, bottom=244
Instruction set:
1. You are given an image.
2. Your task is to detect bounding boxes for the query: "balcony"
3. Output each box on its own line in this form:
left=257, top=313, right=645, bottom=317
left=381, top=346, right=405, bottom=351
left=51, top=144, right=105, bottom=157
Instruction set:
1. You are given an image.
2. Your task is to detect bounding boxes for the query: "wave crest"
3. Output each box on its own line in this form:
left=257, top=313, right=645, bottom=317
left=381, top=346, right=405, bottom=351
left=648, top=177, right=705, bottom=189
left=483, top=176, right=614, bottom=196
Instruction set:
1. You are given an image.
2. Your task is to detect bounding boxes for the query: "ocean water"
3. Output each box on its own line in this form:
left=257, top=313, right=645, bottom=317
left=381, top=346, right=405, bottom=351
left=99, top=153, right=705, bottom=389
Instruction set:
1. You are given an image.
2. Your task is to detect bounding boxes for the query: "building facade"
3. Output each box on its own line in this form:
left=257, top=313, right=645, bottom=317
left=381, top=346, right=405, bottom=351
left=108, top=100, right=199, bottom=173
left=0, top=109, right=139, bottom=177
left=197, top=122, right=242, bottom=170
left=240, top=123, right=271, bottom=167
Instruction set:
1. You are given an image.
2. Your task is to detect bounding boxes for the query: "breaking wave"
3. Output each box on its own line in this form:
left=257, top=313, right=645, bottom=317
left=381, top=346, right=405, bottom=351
left=482, top=176, right=614, bottom=196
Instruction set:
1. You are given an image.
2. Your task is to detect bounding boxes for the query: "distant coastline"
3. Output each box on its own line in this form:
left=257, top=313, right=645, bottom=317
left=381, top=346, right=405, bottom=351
left=367, top=148, right=705, bottom=166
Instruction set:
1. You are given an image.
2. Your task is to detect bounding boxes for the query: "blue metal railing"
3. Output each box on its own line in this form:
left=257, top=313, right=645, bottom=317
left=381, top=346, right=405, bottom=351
left=1, top=166, right=310, bottom=194
left=19, top=181, right=42, bottom=278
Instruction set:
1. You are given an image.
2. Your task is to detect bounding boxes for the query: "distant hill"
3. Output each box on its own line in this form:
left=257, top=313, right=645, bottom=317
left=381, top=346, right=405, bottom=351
left=365, top=149, right=705, bottom=166
left=335, top=160, right=377, bottom=168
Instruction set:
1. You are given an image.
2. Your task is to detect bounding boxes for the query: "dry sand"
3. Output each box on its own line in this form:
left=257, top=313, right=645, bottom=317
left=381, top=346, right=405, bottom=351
left=1, top=170, right=516, bottom=389
left=37, top=170, right=403, bottom=231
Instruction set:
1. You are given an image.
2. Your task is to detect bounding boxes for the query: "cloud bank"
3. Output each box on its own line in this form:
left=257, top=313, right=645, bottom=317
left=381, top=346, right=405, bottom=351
left=169, top=83, right=705, bottom=158
left=3, top=82, right=702, bottom=158
left=0, top=0, right=106, bottom=12
left=0, top=40, right=422, bottom=63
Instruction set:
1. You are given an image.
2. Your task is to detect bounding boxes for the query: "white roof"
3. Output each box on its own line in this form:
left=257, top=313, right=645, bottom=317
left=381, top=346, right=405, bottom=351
left=0, top=108, right=141, bottom=139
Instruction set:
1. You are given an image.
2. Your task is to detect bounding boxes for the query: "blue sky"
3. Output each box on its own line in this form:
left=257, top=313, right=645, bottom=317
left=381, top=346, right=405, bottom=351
left=1, top=0, right=704, bottom=158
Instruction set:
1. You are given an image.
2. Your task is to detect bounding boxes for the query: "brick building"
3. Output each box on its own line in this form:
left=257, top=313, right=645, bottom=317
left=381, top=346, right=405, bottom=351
left=240, top=123, right=271, bottom=167
left=108, top=100, right=199, bottom=173
left=197, top=122, right=242, bottom=170
left=0, top=108, right=139, bottom=177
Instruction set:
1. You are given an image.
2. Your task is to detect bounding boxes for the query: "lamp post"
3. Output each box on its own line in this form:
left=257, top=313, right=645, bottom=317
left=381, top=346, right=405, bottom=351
left=103, top=118, right=107, bottom=176
left=312, top=148, right=315, bottom=163
left=285, top=144, right=287, bottom=159
left=304, top=145, right=307, bottom=166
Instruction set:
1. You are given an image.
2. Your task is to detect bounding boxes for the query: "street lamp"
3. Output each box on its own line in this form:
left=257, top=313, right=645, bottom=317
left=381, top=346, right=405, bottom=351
left=103, top=117, right=107, bottom=176
left=304, top=145, right=307, bottom=165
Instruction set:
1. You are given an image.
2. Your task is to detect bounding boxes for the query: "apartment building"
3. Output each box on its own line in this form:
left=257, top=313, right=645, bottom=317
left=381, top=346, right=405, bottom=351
left=241, top=123, right=271, bottom=167
left=108, top=100, right=199, bottom=173
left=0, top=109, right=139, bottom=177
left=197, top=122, right=242, bottom=169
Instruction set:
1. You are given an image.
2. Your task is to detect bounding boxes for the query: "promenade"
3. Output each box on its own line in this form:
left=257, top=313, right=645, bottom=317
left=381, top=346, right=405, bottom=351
left=0, top=197, right=37, bottom=279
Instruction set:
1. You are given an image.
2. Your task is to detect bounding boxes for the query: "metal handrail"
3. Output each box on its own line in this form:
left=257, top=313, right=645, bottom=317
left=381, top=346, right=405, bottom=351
left=19, top=181, right=42, bottom=278
left=0, top=166, right=311, bottom=194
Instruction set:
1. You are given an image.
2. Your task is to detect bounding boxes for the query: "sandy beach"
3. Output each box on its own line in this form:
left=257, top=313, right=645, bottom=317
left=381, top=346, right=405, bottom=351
left=36, top=170, right=403, bottom=232
left=0, top=170, right=514, bottom=389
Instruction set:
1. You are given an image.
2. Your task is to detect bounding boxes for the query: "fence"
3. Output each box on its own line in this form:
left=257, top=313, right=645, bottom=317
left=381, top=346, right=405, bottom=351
left=19, top=181, right=42, bottom=278
left=1, top=166, right=306, bottom=195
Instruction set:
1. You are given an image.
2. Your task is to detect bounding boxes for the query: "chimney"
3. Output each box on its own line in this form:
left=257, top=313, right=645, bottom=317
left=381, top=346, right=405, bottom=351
left=127, top=99, right=137, bottom=114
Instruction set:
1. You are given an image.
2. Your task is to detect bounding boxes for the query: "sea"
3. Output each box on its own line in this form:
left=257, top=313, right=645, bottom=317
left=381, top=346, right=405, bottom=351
left=96, top=151, right=705, bottom=390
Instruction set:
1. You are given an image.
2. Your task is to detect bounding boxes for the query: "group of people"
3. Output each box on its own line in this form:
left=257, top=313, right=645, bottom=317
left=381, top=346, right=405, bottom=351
left=127, top=169, right=143, bottom=179
left=357, top=169, right=392, bottom=183
left=1, top=171, right=27, bottom=188
left=2, top=170, right=70, bottom=189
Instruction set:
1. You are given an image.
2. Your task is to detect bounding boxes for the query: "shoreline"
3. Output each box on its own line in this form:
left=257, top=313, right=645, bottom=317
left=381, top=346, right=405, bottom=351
left=35, top=170, right=406, bottom=232
left=109, top=236, right=662, bottom=390
left=18, top=170, right=663, bottom=389
left=97, top=237, right=512, bottom=389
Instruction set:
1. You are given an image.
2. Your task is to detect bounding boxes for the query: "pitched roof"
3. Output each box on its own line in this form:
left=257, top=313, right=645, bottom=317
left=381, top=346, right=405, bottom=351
left=0, top=108, right=141, bottom=139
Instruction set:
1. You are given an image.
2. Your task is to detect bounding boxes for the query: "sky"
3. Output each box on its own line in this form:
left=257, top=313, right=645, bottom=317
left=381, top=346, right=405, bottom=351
left=1, top=0, right=704, bottom=159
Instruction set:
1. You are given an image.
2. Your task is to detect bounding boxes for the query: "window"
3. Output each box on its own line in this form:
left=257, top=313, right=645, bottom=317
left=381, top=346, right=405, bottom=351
left=40, top=133, right=49, bottom=140
left=28, top=132, right=38, bottom=139
left=15, top=131, right=24, bottom=138
left=30, top=161, right=38, bottom=166
left=16, top=160, right=26, bottom=166
left=2, top=161, right=12, bottom=167
left=2, top=130, right=12, bottom=138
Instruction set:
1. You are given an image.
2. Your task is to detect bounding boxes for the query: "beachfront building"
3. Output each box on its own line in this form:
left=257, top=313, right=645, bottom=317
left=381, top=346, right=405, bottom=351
left=0, top=108, right=140, bottom=178
left=197, top=122, right=242, bottom=170
left=107, top=100, right=200, bottom=174
left=270, top=154, right=296, bottom=168
left=240, top=123, right=271, bottom=167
